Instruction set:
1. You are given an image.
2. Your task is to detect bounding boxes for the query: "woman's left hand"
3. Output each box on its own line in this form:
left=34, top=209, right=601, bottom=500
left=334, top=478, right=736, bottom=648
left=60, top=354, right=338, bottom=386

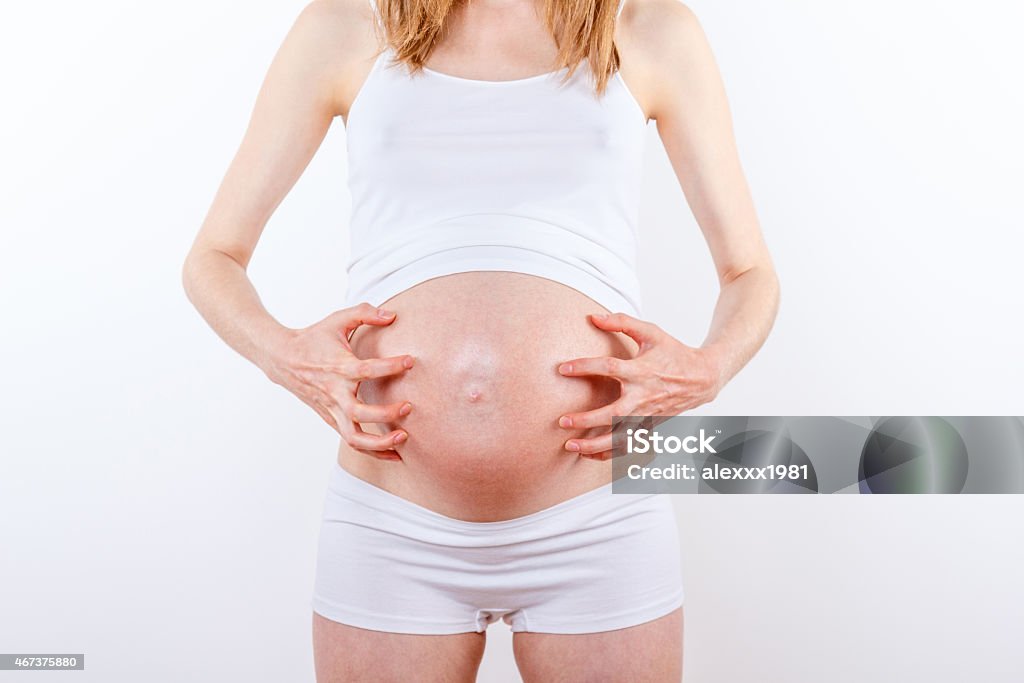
left=556, top=312, right=725, bottom=459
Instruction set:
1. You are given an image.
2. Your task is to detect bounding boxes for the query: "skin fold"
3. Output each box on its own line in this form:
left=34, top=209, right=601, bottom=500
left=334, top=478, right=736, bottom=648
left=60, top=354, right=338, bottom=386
left=182, top=0, right=780, bottom=680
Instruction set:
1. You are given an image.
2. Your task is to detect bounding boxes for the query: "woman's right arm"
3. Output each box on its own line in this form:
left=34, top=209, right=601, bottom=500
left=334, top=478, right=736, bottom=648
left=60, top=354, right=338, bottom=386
left=182, top=0, right=413, bottom=458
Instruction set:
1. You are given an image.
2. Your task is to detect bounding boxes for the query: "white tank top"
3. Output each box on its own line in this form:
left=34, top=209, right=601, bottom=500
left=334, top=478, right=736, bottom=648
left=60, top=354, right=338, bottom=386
left=344, top=0, right=646, bottom=315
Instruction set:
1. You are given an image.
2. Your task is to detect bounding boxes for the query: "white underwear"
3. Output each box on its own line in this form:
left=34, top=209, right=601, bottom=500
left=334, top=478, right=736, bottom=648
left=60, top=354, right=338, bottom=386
left=311, top=463, right=685, bottom=635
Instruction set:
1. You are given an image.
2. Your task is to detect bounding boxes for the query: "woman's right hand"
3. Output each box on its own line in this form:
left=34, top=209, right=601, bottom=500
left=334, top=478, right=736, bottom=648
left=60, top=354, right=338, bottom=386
left=259, top=303, right=415, bottom=461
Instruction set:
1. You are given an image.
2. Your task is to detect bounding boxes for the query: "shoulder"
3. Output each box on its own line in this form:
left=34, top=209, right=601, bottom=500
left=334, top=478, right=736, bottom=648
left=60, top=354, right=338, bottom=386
left=279, top=0, right=382, bottom=114
left=619, top=0, right=706, bottom=61
left=617, top=0, right=716, bottom=118
left=288, top=0, right=377, bottom=56
left=295, top=0, right=367, bottom=26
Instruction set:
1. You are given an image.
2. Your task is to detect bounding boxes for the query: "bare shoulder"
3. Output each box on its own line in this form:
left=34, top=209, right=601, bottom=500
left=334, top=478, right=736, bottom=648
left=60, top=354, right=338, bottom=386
left=620, top=0, right=705, bottom=56
left=279, top=0, right=382, bottom=116
left=300, top=0, right=377, bottom=44
left=617, top=0, right=714, bottom=118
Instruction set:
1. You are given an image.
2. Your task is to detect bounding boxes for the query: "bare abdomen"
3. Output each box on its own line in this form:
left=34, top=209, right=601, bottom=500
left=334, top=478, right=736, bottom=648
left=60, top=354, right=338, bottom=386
left=338, top=271, right=635, bottom=521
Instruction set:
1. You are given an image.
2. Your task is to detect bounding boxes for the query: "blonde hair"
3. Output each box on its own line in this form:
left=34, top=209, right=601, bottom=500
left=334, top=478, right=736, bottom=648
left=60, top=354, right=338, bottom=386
left=372, top=0, right=623, bottom=96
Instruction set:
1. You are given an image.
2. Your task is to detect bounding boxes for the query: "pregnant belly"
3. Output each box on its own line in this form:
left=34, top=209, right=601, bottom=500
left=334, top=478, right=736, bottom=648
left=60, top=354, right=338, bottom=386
left=337, top=271, right=636, bottom=521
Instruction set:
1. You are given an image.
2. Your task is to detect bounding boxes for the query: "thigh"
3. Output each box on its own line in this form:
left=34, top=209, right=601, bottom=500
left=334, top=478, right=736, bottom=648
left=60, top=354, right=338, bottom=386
left=512, top=608, right=683, bottom=683
left=313, top=612, right=486, bottom=683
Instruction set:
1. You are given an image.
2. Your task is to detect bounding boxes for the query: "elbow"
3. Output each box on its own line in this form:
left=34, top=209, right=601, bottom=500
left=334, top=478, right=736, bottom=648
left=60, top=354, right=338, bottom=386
left=755, top=260, right=782, bottom=311
left=181, top=243, right=218, bottom=305
left=181, top=242, right=249, bottom=304
left=719, top=257, right=777, bottom=288
left=721, top=259, right=781, bottom=309
left=181, top=247, right=201, bottom=305
left=769, top=268, right=781, bottom=315
left=763, top=262, right=782, bottom=320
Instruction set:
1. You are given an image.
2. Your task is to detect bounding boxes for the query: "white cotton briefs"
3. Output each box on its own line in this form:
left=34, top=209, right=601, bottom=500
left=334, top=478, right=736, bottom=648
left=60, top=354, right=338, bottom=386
left=311, top=464, right=685, bottom=634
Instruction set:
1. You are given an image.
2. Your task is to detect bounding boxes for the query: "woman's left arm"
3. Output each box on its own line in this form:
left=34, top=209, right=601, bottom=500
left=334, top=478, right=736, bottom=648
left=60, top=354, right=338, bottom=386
left=558, top=0, right=781, bottom=458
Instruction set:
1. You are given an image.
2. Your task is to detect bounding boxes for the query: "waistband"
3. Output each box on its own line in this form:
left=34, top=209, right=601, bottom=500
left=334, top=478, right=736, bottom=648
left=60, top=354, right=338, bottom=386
left=326, top=462, right=652, bottom=536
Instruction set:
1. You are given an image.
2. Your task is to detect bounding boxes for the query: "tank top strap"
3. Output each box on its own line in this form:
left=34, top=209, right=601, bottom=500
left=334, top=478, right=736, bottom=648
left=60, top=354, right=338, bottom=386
left=344, top=0, right=649, bottom=317
left=616, top=0, right=627, bottom=19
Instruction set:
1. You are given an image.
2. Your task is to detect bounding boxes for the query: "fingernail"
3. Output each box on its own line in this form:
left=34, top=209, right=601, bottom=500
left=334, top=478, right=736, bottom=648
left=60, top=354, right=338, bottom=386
left=377, top=308, right=396, bottom=318
left=566, top=440, right=580, bottom=452
left=393, top=431, right=408, bottom=444
left=403, top=356, right=415, bottom=368
left=558, top=363, right=572, bottom=374
left=593, top=313, right=608, bottom=320
left=400, top=403, right=412, bottom=416
left=559, top=416, right=573, bottom=428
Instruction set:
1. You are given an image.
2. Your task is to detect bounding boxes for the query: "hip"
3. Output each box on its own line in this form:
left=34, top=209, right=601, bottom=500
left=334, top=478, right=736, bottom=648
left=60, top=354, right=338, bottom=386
left=313, top=462, right=684, bottom=634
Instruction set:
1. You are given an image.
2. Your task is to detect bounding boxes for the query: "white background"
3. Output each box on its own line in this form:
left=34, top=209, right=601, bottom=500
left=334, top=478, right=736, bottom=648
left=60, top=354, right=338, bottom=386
left=2, top=0, right=1023, bottom=681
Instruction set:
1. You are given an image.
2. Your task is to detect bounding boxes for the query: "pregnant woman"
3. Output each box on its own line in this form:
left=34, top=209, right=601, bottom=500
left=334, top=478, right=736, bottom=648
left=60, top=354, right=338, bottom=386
left=182, top=0, right=779, bottom=680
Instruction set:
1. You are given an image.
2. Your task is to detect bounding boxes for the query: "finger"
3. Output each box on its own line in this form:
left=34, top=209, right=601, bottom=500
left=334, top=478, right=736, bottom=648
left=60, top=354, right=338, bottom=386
left=330, top=404, right=409, bottom=453
left=341, top=354, right=415, bottom=381
left=346, top=399, right=413, bottom=424
left=558, top=399, right=629, bottom=430
left=310, top=397, right=400, bottom=460
left=345, top=425, right=409, bottom=452
left=345, top=429, right=406, bottom=461
left=581, top=450, right=614, bottom=461
left=565, top=431, right=613, bottom=456
left=353, top=447, right=403, bottom=462
left=327, top=303, right=400, bottom=338
left=589, top=312, right=661, bottom=347
left=557, top=356, right=634, bottom=381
